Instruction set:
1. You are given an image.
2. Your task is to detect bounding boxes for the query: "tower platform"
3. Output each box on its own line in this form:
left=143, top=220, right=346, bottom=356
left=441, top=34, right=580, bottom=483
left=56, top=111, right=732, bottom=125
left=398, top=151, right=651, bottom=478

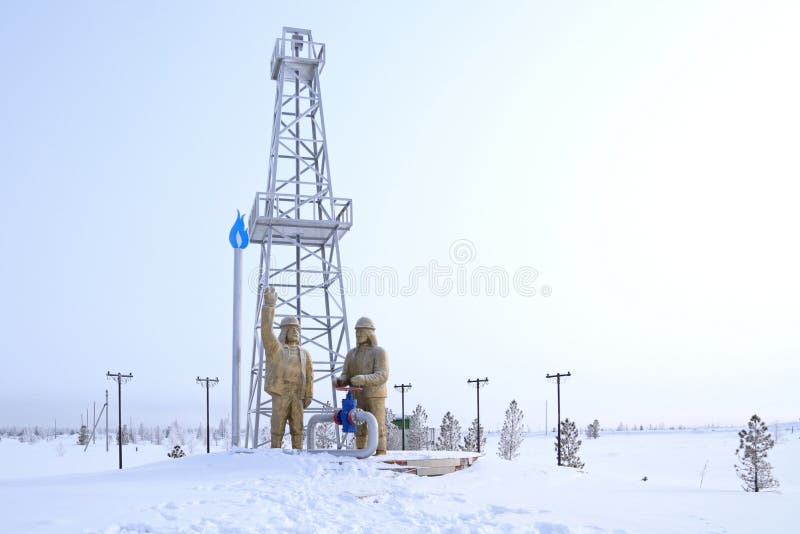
left=248, top=192, right=352, bottom=246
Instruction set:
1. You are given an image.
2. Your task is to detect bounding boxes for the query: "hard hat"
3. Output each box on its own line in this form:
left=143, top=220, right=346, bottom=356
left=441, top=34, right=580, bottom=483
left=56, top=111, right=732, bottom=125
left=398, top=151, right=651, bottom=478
left=354, top=317, right=375, bottom=330
left=280, top=316, right=300, bottom=328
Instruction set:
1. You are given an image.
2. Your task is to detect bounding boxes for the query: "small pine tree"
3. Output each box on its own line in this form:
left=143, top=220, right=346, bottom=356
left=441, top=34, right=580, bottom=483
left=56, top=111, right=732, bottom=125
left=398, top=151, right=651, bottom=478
left=497, top=400, right=526, bottom=460
left=557, top=418, right=584, bottom=469
left=138, top=423, right=151, bottom=443
left=435, top=411, right=463, bottom=451
left=408, top=404, right=429, bottom=450
left=314, top=403, right=337, bottom=449
left=462, top=417, right=487, bottom=453
left=217, top=418, right=228, bottom=440
left=168, top=420, right=185, bottom=447
left=76, top=425, right=90, bottom=446
left=385, top=408, right=402, bottom=451
left=735, top=414, right=779, bottom=492
left=167, top=445, right=185, bottom=458
left=586, top=419, right=600, bottom=439
left=116, top=424, right=130, bottom=446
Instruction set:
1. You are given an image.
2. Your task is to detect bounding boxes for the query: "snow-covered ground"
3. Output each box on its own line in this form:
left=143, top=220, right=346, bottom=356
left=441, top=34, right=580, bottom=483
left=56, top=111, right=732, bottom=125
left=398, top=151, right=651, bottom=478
left=1, top=427, right=797, bottom=533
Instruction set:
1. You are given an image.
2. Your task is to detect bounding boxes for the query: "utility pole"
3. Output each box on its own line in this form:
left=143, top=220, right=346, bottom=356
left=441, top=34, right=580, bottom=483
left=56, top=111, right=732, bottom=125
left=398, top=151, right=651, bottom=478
left=467, top=377, right=489, bottom=453
left=393, top=383, right=412, bottom=450
left=105, top=389, right=109, bottom=452
left=106, top=372, right=133, bottom=469
left=546, top=371, right=571, bottom=466
left=196, top=377, right=220, bottom=454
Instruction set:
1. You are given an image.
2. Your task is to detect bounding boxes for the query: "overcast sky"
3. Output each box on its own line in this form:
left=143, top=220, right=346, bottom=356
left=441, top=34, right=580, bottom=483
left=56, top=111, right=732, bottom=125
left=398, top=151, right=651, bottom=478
left=1, top=1, right=798, bottom=432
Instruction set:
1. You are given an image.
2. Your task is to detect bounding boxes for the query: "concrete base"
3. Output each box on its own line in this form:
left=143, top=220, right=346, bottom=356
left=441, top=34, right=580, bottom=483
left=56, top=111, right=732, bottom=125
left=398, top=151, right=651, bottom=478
left=374, top=451, right=481, bottom=477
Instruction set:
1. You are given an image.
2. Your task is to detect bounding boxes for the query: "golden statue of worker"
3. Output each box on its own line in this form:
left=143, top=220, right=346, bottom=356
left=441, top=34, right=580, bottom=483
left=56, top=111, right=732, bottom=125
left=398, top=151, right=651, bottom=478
left=261, top=287, right=314, bottom=449
left=335, top=317, right=389, bottom=455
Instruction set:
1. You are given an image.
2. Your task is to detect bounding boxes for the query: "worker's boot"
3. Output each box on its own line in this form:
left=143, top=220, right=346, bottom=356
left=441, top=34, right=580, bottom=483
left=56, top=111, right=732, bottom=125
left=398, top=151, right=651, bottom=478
left=271, top=433, right=283, bottom=448
left=376, top=449, right=387, bottom=455
left=355, top=434, right=367, bottom=450
left=290, top=433, right=303, bottom=449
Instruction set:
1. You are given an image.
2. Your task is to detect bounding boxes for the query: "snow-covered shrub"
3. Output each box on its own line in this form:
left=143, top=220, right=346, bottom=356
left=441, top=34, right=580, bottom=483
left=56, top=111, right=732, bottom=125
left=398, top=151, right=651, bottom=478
left=76, top=425, right=90, bottom=446
left=557, top=418, right=584, bottom=469
left=384, top=408, right=401, bottom=451
left=314, top=403, right=337, bottom=449
left=408, top=404, right=430, bottom=450
left=497, top=400, right=526, bottom=460
left=462, top=417, right=487, bottom=453
left=435, top=411, right=462, bottom=451
left=115, top=425, right=130, bottom=445
left=735, top=414, right=778, bottom=492
left=586, top=419, right=600, bottom=439
left=167, top=445, right=185, bottom=458
left=168, top=420, right=185, bottom=447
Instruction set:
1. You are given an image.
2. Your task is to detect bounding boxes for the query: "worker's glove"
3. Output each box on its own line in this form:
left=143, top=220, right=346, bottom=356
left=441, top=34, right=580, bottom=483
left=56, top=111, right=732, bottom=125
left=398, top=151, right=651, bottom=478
left=263, top=287, right=277, bottom=307
left=350, top=375, right=365, bottom=386
left=333, top=376, right=345, bottom=387
left=303, top=397, right=312, bottom=409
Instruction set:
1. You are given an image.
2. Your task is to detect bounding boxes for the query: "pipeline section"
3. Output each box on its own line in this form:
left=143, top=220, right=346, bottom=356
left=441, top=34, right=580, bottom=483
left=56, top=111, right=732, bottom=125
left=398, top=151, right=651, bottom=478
left=305, top=408, right=378, bottom=459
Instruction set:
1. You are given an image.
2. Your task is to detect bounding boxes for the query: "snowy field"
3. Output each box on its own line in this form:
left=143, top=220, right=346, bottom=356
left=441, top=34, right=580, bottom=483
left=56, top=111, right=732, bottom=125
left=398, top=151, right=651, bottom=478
left=1, top=427, right=798, bottom=533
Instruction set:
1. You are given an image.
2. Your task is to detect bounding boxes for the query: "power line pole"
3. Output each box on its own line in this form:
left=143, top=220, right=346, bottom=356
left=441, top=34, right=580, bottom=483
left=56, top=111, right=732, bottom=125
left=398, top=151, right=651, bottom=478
left=105, top=389, right=109, bottom=452
left=546, top=371, right=571, bottom=466
left=106, top=372, right=133, bottom=469
left=393, top=383, right=412, bottom=451
left=197, top=377, right=219, bottom=454
left=467, top=377, right=489, bottom=453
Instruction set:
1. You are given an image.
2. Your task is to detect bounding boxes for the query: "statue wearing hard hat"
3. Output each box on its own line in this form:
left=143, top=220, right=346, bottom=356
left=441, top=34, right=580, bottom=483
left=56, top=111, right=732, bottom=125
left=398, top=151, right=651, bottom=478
left=261, top=287, right=314, bottom=449
left=335, top=317, right=389, bottom=454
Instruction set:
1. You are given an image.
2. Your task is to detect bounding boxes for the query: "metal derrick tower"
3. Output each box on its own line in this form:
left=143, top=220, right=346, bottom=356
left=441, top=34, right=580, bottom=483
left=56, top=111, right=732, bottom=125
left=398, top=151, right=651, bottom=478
left=245, top=28, right=353, bottom=448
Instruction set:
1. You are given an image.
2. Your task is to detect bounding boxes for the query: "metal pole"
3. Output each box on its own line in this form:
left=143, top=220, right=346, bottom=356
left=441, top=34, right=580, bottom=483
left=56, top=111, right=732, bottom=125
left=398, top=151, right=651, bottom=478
left=546, top=371, right=570, bottom=466
left=394, top=383, right=411, bottom=451
left=401, top=389, right=405, bottom=451
left=545, top=400, right=548, bottom=436
left=476, top=384, right=481, bottom=453
left=232, top=247, right=242, bottom=447
left=197, top=377, right=219, bottom=453
left=556, top=376, right=561, bottom=466
left=117, top=377, right=122, bottom=469
left=467, top=378, right=489, bottom=453
left=105, top=389, right=109, bottom=452
left=93, top=402, right=96, bottom=444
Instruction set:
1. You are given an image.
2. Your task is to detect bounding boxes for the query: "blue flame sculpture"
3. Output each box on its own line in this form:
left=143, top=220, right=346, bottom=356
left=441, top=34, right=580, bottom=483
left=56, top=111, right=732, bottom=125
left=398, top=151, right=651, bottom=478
left=229, top=210, right=249, bottom=249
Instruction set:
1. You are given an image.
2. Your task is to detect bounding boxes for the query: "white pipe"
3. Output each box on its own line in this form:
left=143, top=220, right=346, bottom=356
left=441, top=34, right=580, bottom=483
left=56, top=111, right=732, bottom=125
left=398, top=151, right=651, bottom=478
left=231, top=248, right=242, bottom=447
left=305, top=409, right=378, bottom=459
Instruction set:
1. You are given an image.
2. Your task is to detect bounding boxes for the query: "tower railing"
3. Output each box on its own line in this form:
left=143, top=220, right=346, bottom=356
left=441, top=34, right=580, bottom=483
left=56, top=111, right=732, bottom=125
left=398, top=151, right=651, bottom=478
left=270, top=36, right=326, bottom=80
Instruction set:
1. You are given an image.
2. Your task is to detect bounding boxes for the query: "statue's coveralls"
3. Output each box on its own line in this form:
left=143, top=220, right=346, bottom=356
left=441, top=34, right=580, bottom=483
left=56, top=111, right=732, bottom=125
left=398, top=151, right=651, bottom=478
left=337, top=344, right=389, bottom=453
left=261, top=306, right=313, bottom=449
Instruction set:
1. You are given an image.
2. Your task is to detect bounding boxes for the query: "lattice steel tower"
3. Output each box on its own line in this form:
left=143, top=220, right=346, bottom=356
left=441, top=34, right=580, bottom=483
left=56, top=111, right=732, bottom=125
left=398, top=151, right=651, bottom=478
left=245, top=28, right=353, bottom=448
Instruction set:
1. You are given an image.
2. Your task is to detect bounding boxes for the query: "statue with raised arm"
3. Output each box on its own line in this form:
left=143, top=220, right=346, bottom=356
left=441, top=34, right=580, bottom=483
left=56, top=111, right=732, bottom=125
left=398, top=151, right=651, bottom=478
left=261, top=287, right=314, bottom=449
left=335, top=317, right=389, bottom=455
